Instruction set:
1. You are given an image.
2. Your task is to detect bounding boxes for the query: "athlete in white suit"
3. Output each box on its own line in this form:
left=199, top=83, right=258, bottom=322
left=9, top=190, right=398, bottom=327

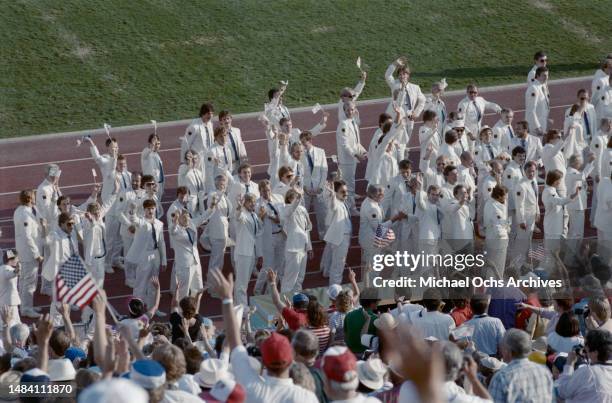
left=336, top=101, right=366, bottom=213
left=457, top=84, right=501, bottom=137
left=300, top=131, right=329, bottom=239
left=280, top=188, right=312, bottom=293
left=525, top=66, right=551, bottom=136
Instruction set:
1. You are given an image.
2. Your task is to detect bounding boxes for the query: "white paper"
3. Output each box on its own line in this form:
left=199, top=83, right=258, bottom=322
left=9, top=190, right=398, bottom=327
left=150, top=120, right=157, bottom=134
left=91, top=168, right=97, bottom=178
left=103, top=123, right=111, bottom=139
left=330, top=154, right=338, bottom=163
left=356, top=56, right=362, bottom=70
left=311, top=103, right=322, bottom=114
left=280, top=80, right=288, bottom=86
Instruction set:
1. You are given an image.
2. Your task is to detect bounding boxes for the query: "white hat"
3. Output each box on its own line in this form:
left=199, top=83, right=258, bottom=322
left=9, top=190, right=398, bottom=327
left=209, top=376, right=246, bottom=403
left=194, top=359, right=230, bottom=388
left=78, top=378, right=148, bottom=403
left=356, top=358, right=387, bottom=391
left=480, top=356, right=506, bottom=371
left=327, top=284, right=343, bottom=300
left=373, top=312, right=398, bottom=331
left=451, top=119, right=465, bottom=128
left=48, top=358, right=77, bottom=382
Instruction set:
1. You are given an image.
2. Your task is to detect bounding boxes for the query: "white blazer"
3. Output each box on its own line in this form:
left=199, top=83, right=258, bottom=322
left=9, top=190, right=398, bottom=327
left=474, top=143, right=500, bottom=171
left=90, top=144, right=117, bottom=203
left=419, top=159, right=444, bottom=190
left=594, top=177, right=612, bottom=233
left=301, top=146, right=328, bottom=193
left=171, top=223, right=201, bottom=268
left=358, top=198, right=385, bottom=249
left=0, top=265, right=20, bottom=306
left=542, top=186, right=573, bottom=237
left=382, top=175, right=412, bottom=218
left=457, top=96, right=501, bottom=135
left=13, top=205, right=42, bottom=262
left=323, top=189, right=352, bottom=246
left=233, top=209, right=263, bottom=257
left=126, top=218, right=167, bottom=266
left=591, top=69, right=609, bottom=104
left=81, top=195, right=116, bottom=265
left=336, top=118, right=364, bottom=164
left=36, top=179, right=60, bottom=222
left=282, top=199, right=312, bottom=252
left=141, top=147, right=164, bottom=184
left=228, top=179, right=260, bottom=204
left=542, top=139, right=568, bottom=176
left=525, top=81, right=550, bottom=132
left=590, top=132, right=610, bottom=179
left=416, top=191, right=441, bottom=240
left=423, top=97, right=447, bottom=137
left=438, top=143, right=461, bottom=167
left=514, top=178, right=540, bottom=228
left=502, top=161, right=524, bottom=210
left=384, top=63, right=426, bottom=119
left=226, top=127, right=248, bottom=164
left=206, top=143, right=233, bottom=187
left=443, top=200, right=473, bottom=240
left=508, top=135, right=543, bottom=165
left=565, top=165, right=593, bottom=211
left=492, top=120, right=515, bottom=150
left=369, top=126, right=400, bottom=188
left=181, top=118, right=214, bottom=161
left=483, top=199, right=510, bottom=239
left=257, top=194, right=284, bottom=237
left=42, top=229, right=80, bottom=281
left=205, top=192, right=231, bottom=240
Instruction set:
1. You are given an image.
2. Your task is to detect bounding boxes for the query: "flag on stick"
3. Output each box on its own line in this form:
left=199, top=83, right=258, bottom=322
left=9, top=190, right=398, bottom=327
left=373, top=222, right=395, bottom=248
left=56, top=255, right=98, bottom=309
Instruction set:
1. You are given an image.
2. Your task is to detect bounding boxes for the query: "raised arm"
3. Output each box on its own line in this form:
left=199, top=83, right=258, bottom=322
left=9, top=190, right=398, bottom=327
left=209, top=270, right=241, bottom=349
left=266, top=269, right=287, bottom=312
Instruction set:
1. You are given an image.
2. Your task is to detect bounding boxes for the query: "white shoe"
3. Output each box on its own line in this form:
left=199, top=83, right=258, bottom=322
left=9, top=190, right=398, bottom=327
left=105, top=267, right=115, bottom=274
left=22, top=309, right=41, bottom=319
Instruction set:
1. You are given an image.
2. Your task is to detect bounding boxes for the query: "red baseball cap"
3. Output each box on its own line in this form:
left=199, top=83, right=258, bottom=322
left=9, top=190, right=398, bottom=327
left=322, top=346, right=358, bottom=382
left=203, top=377, right=246, bottom=403
left=260, top=332, right=293, bottom=369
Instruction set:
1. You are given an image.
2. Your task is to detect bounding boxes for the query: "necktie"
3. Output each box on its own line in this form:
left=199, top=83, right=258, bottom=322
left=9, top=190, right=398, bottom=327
left=351, top=120, right=359, bottom=143
left=68, top=235, right=75, bottom=255
left=268, top=202, right=278, bottom=217
left=151, top=223, right=158, bottom=249
left=195, top=173, right=202, bottom=192
left=583, top=113, right=591, bottom=137
left=245, top=183, right=250, bottom=194
left=412, top=194, right=416, bottom=215
left=487, top=145, right=494, bottom=159
left=250, top=212, right=258, bottom=234
left=436, top=207, right=442, bottom=225
left=508, top=126, right=514, bottom=139
left=343, top=202, right=352, bottom=233
left=205, top=126, right=211, bottom=148
left=186, top=228, right=194, bottom=245
left=158, top=159, right=165, bottom=183
left=223, top=147, right=228, bottom=165
left=440, top=109, right=446, bottom=126
left=306, top=150, right=314, bottom=172
left=122, top=173, right=128, bottom=189
left=532, top=181, right=538, bottom=200
left=404, top=88, right=412, bottom=110
left=228, top=130, right=239, bottom=160
left=473, top=101, right=482, bottom=121
left=32, top=207, right=37, bottom=217
left=521, top=138, right=526, bottom=150
left=296, top=164, right=301, bottom=177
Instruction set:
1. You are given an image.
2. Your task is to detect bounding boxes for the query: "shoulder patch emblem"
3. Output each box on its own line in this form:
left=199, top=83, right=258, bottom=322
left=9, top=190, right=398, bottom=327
left=497, top=215, right=501, bottom=219
left=517, top=191, right=521, bottom=196
left=595, top=144, right=600, bottom=148
left=188, top=131, right=192, bottom=135
left=507, top=174, right=511, bottom=179
left=24, top=222, right=28, bottom=226
left=372, top=213, right=376, bottom=218
left=119, top=197, right=124, bottom=202
left=208, top=157, right=212, bottom=161
left=42, top=195, right=47, bottom=200
left=531, top=93, right=535, bottom=97
left=387, top=184, right=391, bottom=188
left=597, top=86, right=601, bottom=90
left=439, top=194, right=443, bottom=198
left=602, top=96, right=605, bottom=101
left=342, top=128, right=346, bottom=132
left=475, top=150, right=479, bottom=155
left=487, top=188, right=492, bottom=192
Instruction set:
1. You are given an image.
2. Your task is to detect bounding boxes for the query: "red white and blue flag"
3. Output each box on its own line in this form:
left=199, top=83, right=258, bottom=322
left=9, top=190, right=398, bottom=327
left=56, top=255, right=98, bottom=309
left=373, top=222, right=395, bottom=248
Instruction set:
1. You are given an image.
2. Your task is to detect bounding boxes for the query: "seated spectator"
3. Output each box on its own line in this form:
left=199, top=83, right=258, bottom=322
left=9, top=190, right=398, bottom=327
left=556, top=329, right=612, bottom=402
left=462, top=294, right=505, bottom=356
left=489, top=329, right=553, bottom=402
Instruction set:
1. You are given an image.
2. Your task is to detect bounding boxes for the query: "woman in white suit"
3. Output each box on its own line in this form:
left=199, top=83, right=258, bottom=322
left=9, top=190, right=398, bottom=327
left=280, top=188, right=312, bottom=293
left=542, top=129, right=575, bottom=197
left=169, top=210, right=205, bottom=301
left=178, top=150, right=207, bottom=212
left=594, top=171, right=612, bottom=265
left=542, top=170, right=579, bottom=270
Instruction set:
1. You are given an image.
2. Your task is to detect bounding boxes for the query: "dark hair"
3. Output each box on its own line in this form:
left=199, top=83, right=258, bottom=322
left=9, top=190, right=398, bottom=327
left=443, top=165, right=457, bottom=178
left=148, top=133, right=159, bottom=144
left=398, top=159, right=412, bottom=170
left=422, top=288, right=442, bottom=311
left=180, top=297, right=197, bottom=319
left=142, top=199, right=157, bottom=209
left=524, top=161, right=538, bottom=170
left=516, top=120, right=529, bottom=131
left=445, top=130, right=458, bottom=144
left=453, top=184, right=466, bottom=196
left=279, top=117, right=290, bottom=127
left=422, top=110, right=437, bottom=122
left=128, top=298, right=146, bottom=318
left=585, top=329, right=612, bottom=362
left=49, top=329, right=71, bottom=357
left=511, top=146, right=526, bottom=157
left=554, top=296, right=575, bottom=312
left=533, top=50, right=547, bottom=61
left=141, top=174, right=155, bottom=184
left=199, top=102, right=214, bottom=117
left=56, top=195, right=70, bottom=207
left=306, top=302, right=328, bottom=328
left=176, top=186, right=188, bottom=196
left=577, top=88, right=588, bottom=98
left=491, top=186, right=507, bottom=202
left=555, top=312, right=580, bottom=338
left=535, top=66, right=548, bottom=77
left=378, top=113, right=392, bottom=126
left=183, top=345, right=204, bottom=375
left=213, top=126, right=226, bottom=139
left=299, top=131, right=313, bottom=142
left=470, top=295, right=490, bottom=315
left=238, top=163, right=252, bottom=173
left=333, top=180, right=347, bottom=193
left=546, top=169, right=564, bottom=186
left=218, top=110, right=231, bottom=120
left=58, top=212, right=72, bottom=227
left=105, top=137, right=117, bottom=147
left=268, top=88, right=279, bottom=101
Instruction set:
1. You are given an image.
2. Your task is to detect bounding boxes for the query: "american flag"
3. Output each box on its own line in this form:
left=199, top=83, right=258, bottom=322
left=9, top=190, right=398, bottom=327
left=56, top=255, right=98, bottom=309
left=528, top=242, right=546, bottom=262
left=373, top=222, right=395, bottom=248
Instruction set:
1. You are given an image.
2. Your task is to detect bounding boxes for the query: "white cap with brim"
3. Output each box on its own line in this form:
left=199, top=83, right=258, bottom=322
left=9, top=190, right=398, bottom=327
left=194, top=359, right=230, bottom=388
left=48, top=358, right=77, bottom=382
left=327, top=284, right=343, bottom=300
left=78, top=378, right=148, bottom=403
left=356, top=359, right=387, bottom=391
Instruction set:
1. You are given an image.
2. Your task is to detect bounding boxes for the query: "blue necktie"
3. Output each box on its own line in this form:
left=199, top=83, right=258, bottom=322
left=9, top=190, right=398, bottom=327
left=307, top=151, right=314, bottom=172
left=583, top=113, right=591, bottom=136
left=223, top=147, right=228, bottom=165
left=440, top=108, right=445, bottom=126
left=508, top=127, right=514, bottom=139
left=412, top=194, right=416, bottom=215
left=186, top=228, right=194, bottom=245
left=229, top=131, right=239, bottom=160
left=487, top=145, right=494, bottom=159
left=473, top=101, right=482, bottom=121
left=158, top=160, right=164, bottom=183
left=32, top=207, right=37, bottom=217
left=250, top=213, right=258, bottom=234
left=122, top=173, right=128, bottom=189
left=205, top=126, right=211, bottom=148
left=404, top=88, right=412, bottom=110
left=195, top=173, right=202, bottom=192
left=151, top=223, right=158, bottom=249
left=101, top=232, right=107, bottom=257
left=521, top=139, right=526, bottom=150
left=436, top=207, right=442, bottom=225
left=532, top=181, right=538, bottom=200
left=245, top=183, right=250, bottom=194
left=68, top=235, right=75, bottom=256
left=268, top=202, right=278, bottom=216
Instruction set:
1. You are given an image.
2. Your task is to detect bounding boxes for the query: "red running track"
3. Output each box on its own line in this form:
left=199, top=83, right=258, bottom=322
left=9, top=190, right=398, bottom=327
left=0, top=78, right=595, bottom=320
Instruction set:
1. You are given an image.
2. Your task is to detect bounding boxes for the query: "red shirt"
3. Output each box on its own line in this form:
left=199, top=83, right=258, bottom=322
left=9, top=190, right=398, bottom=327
left=282, top=307, right=307, bottom=330
left=450, top=306, right=473, bottom=326
left=515, top=294, right=541, bottom=330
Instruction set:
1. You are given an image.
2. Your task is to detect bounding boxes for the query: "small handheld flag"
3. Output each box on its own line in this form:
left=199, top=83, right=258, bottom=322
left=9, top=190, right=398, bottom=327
left=373, top=222, right=395, bottom=248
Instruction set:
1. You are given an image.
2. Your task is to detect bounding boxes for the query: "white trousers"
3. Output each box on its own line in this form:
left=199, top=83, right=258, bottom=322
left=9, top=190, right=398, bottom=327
left=233, top=254, right=255, bottom=308
left=134, top=252, right=160, bottom=309
left=90, top=257, right=105, bottom=288
left=339, top=163, right=357, bottom=211
left=329, top=234, right=351, bottom=286
left=305, top=193, right=327, bottom=239
left=254, top=234, right=285, bottom=295
left=281, top=250, right=307, bottom=293
left=175, top=263, right=203, bottom=301
left=208, top=238, right=227, bottom=273
left=485, top=238, right=508, bottom=279
left=105, top=215, right=123, bottom=268
left=0, top=306, right=20, bottom=328
left=18, top=260, right=38, bottom=312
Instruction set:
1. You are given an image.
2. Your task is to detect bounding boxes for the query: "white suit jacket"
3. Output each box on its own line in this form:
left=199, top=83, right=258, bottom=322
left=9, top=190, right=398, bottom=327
left=542, top=186, right=573, bottom=237
left=525, top=81, right=550, bottom=132
left=384, top=63, right=426, bottom=118
left=126, top=218, right=167, bottom=266
left=591, top=69, right=609, bottom=104
left=227, top=127, right=248, bottom=164
left=282, top=199, right=312, bottom=252
left=257, top=195, right=284, bottom=237
left=13, top=206, right=42, bottom=262
left=36, top=179, right=61, bottom=222
left=233, top=209, right=263, bottom=257
left=205, top=192, right=231, bottom=240
left=594, top=177, right=612, bottom=232
left=228, top=179, right=260, bottom=204
left=0, top=265, right=20, bottom=306
left=514, top=178, right=540, bottom=227
left=181, top=118, right=214, bottom=161
left=508, top=135, right=543, bottom=166
left=590, top=132, right=610, bottom=178
left=358, top=198, right=385, bottom=249
left=141, top=147, right=164, bottom=184
left=565, top=165, right=593, bottom=211
left=301, top=146, right=328, bottom=193
left=336, top=118, right=364, bottom=164
left=90, top=145, right=117, bottom=203
left=323, top=189, right=352, bottom=246
left=416, top=191, right=441, bottom=240
left=383, top=175, right=412, bottom=218
left=542, top=140, right=567, bottom=176
left=483, top=199, right=510, bottom=239
left=502, top=161, right=524, bottom=210
left=171, top=223, right=200, bottom=268
left=42, top=229, right=80, bottom=281
left=457, top=96, right=501, bottom=135
left=443, top=200, right=473, bottom=240
left=492, top=120, right=515, bottom=150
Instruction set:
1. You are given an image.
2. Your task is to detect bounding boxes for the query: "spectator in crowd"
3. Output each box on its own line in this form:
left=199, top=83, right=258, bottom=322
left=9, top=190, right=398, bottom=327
left=344, top=288, right=379, bottom=356
left=463, top=294, right=506, bottom=356
left=547, top=312, right=584, bottom=353
left=410, top=288, right=456, bottom=341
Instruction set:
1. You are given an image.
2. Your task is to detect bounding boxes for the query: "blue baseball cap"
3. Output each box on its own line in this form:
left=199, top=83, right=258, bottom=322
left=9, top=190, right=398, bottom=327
left=292, top=293, right=309, bottom=304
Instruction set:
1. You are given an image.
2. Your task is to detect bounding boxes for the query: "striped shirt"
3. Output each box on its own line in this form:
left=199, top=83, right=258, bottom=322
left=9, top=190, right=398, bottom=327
left=308, top=326, right=331, bottom=355
left=489, top=358, right=553, bottom=403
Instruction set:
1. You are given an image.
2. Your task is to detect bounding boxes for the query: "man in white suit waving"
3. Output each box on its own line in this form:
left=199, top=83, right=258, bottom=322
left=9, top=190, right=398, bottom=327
left=300, top=130, right=329, bottom=239
left=336, top=101, right=366, bottom=214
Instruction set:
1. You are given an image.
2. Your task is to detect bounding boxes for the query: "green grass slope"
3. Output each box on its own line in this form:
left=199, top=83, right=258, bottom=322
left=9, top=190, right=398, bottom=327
left=1, top=0, right=610, bottom=137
